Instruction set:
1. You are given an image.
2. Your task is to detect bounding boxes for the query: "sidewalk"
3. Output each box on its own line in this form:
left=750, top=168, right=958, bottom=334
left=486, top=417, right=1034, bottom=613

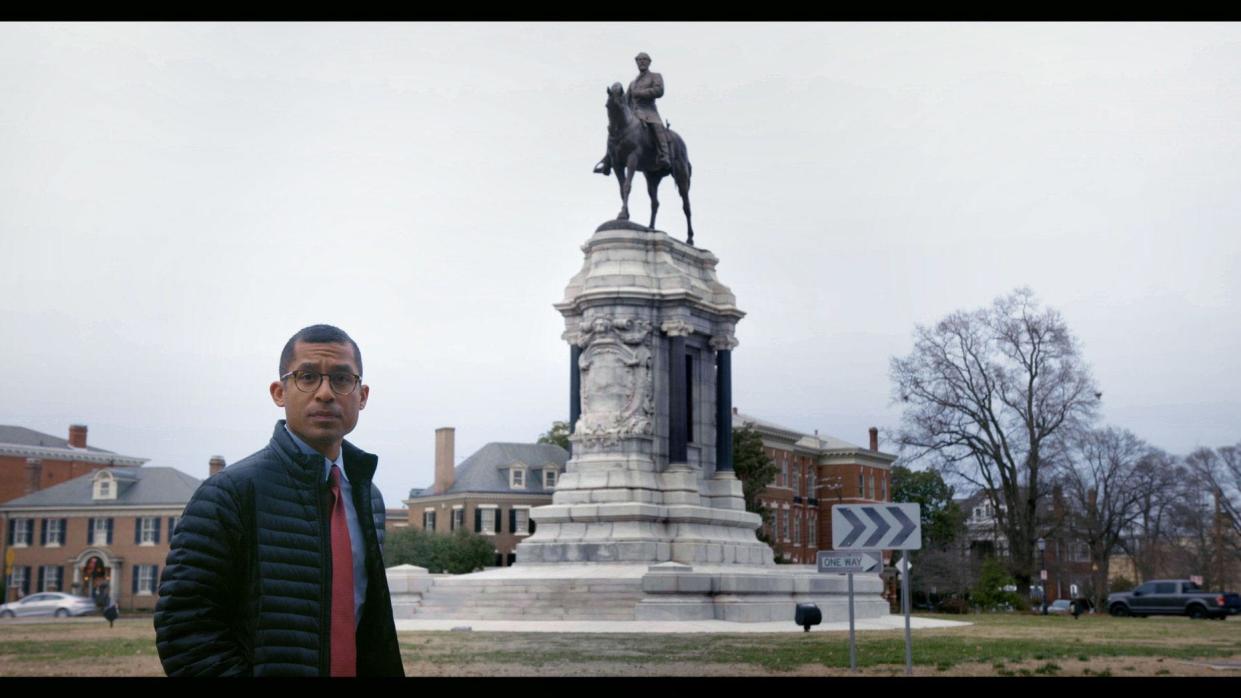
left=395, top=614, right=971, bottom=634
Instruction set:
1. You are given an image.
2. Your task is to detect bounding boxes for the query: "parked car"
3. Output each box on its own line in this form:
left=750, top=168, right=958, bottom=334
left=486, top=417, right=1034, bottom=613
left=1107, top=580, right=1237, bottom=620
left=0, top=593, right=97, bottom=618
left=1046, top=599, right=1073, bottom=614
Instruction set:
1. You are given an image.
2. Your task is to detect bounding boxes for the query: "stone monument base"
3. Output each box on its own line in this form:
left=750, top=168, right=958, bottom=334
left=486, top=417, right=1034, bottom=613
left=390, top=563, right=889, bottom=623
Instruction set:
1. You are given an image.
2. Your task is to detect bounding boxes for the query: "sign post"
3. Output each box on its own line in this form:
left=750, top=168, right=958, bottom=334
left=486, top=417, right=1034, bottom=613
left=817, top=550, right=881, bottom=672
left=832, top=503, right=922, bottom=676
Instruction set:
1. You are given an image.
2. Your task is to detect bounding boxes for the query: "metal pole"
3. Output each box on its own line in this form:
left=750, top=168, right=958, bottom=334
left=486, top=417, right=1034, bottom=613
left=848, top=572, right=857, bottom=672
left=901, top=554, right=912, bottom=676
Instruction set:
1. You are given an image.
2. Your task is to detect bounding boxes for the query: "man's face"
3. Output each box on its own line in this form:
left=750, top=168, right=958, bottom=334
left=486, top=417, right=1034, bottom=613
left=270, top=341, right=368, bottom=459
left=636, top=56, right=651, bottom=72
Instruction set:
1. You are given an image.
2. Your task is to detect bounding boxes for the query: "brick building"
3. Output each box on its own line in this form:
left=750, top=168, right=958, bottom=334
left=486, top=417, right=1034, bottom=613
left=734, top=410, right=896, bottom=564
left=404, top=428, right=568, bottom=568
left=0, top=425, right=147, bottom=505
left=1, top=464, right=204, bottom=611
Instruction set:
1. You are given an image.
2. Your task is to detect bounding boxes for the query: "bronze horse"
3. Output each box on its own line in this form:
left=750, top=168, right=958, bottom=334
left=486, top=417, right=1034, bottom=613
left=603, top=82, right=694, bottom=245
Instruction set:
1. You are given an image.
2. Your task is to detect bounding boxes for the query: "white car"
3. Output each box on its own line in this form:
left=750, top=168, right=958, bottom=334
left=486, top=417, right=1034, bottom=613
left=0, top=592, right=98, bottom=618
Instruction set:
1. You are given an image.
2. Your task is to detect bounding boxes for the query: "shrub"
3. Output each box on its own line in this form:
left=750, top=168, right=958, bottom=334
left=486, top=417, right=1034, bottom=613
left=972, top=557, right=1021, bottom=611
left=1108, top=575, right=1135, bottom=594
left=384, top=527, right=494, bottom=574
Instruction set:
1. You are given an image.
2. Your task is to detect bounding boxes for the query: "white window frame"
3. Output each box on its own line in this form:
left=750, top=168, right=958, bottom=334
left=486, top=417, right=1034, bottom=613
left=480, top=506, right=497, bottom=536
left=41, top=565, right=63, bottom=592
left=91, top=518, right=110, bottom=546
left=792, top=468, right=800, bottom=497
left=513, top=506, right=531, bottom=537
left=881, top=476, right=887, bottom=501
left=136, top=565, right=156, bottom=596
left=510, top=467, right=527, bottom=490
left=807, top=470, right=815, bottom=497
left=781, top=508, right=790, bottom=542
left=792, top=509, right=801, bottom=545
left=10, top=566, right=27, bottom=595
left=543, top=468, right=557, bottom=489
left=808, top=514, right=817, bottom=547
left=451, top=505, right=464, bottom=532
left=45, top=519, right=64, bottom=548
left=139, top=517, right=158, bottom=545
left=858, top=473, right=864, bottom=495
left=423, top=508, right=436, bottom=532
left=11, top=518, right=32, bottom=547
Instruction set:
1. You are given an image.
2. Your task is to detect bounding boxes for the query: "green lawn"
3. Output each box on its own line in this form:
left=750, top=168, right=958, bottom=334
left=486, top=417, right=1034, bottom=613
left=1, top=612, right=1238, bottom=676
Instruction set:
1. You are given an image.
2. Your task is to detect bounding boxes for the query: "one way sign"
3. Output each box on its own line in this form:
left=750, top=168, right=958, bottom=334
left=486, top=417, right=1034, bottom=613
left=832, top=503, right=922, bottom=551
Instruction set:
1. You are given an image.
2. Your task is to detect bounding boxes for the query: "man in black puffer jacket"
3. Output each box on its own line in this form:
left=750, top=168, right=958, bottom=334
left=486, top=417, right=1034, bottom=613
left=155, top=325, right=404, bottom=676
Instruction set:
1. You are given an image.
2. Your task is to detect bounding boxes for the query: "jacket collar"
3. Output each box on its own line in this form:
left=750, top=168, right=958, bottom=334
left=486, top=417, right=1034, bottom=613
left=270, top=420, right=378, bottom=486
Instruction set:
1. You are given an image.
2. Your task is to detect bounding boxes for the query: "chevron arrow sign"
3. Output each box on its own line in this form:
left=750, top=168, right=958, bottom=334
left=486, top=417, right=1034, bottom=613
left=831, top=503, right=922, bottom=551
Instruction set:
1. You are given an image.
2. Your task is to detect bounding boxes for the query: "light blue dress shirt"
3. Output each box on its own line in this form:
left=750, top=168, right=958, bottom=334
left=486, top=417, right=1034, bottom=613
left=285, top=425, right=367, bottom=627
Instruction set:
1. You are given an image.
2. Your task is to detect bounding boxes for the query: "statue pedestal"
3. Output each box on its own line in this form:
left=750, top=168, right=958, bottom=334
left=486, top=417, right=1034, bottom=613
left=516, top=225, right=769, bottom=567
left=408, top=224, right=888, bottom=623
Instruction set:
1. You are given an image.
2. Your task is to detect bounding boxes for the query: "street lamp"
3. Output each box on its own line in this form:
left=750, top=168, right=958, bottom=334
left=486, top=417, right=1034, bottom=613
left=1037, top=537, right=1047, bottom=615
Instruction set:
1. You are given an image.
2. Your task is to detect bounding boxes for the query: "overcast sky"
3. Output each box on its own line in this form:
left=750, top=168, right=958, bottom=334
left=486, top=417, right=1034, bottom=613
left=2, top=22, right=1239, bottom=504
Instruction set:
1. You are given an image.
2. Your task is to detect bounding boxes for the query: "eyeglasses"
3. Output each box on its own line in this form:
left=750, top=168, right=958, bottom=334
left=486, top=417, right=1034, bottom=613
left=281, top=369, right=362, bottom=396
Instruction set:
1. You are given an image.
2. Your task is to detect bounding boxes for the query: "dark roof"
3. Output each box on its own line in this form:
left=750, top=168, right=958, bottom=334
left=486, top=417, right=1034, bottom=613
left=0, top=425, right=115, bottom=454
left=409, top=442, right=569, bottom=499
left=0, top=467, right=202, bottom=509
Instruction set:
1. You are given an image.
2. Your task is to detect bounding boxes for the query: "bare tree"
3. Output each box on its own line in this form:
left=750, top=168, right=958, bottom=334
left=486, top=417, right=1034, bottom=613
left=1056, top=427, right=1154, bottom=610
left=890, top=288, right=1100, bottom=595
left=1120, top=449, right=1183, bottom=581
left=1184, top=445, right=1241, bottom=588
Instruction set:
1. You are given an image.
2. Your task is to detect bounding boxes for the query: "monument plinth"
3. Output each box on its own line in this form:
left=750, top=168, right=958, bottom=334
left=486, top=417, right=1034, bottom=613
left=516, top=225, right=771, bottom=567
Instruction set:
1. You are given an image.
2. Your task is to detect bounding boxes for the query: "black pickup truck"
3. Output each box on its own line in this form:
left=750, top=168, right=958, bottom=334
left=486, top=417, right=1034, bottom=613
left=1107, top=579, right=1239, bottom=620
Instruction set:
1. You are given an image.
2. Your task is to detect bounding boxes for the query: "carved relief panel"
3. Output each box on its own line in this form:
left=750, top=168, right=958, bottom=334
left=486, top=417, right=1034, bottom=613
left=572, top=317, right=655, bottom=449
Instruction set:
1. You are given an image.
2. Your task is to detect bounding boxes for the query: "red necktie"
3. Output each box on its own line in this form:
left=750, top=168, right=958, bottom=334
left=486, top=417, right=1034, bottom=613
left=328, top=465, right=357, bottom=677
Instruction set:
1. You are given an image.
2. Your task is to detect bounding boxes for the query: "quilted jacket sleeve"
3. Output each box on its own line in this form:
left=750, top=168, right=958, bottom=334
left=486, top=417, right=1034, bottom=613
left=154, top=476, right=251, bottom=676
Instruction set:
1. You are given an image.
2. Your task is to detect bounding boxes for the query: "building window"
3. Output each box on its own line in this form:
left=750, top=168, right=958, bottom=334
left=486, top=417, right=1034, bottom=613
left=90, top=518, right=113, bottom=546
left=869, top=474, right=876, bottom=500
left=808, top=515, right=817, bottom=547
left=544, top=468, right=557, bottom=489
left=511, top=467, right=527, bottom=489
left=11, top=566, right=28, bottom=597
left=792, top=469, right=800, bottom=497
left=793, top=510, right=801, bottom=545
left=781, top=509, right=790, bottom=542
left=480, top=508, right=496, bottom=535
left=514, top=508, right=530, bottom=536
left=44, top=519, right=65, bottom=547
left=92, top=472, right=117, bottom=500
left=807, top=471, right=815, bottom=496
left=881, top=476, right=887, bottom=501
left=858, top=473, right=864, bottom=496
left=40, top=565, right=63, bottom=592
left=451, top=507, right=464, bottom=531
left=10, top=518, right=32, bottom=547
left=423, top=510, right=436, bottom=531
left=135, top=565, right=157, bottom=595
left=139, top=517, right=159, bottom=545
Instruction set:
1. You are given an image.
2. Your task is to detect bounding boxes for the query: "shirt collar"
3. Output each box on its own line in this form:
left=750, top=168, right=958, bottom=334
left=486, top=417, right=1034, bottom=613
left=283, top=424, right=348, bottom=483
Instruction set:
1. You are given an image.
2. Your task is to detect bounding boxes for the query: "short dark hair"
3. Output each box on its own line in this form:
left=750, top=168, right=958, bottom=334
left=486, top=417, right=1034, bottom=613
left=279, top=324, right=363, bottom=377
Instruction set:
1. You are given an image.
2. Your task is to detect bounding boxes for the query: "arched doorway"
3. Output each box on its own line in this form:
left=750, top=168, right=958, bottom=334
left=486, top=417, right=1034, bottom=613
left=73, top=549, right=114, bottom=607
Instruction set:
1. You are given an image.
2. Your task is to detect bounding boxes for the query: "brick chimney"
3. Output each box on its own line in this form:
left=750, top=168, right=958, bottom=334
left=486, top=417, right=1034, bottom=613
left=68, top=424, right=88, bottom=448
left=24, top=458, right=42, bottom=495
left=868, top=427, right=879, bottom=452
left=209, top=455, right=226, bottom=478
left=434, top=427, right=455, bottom=495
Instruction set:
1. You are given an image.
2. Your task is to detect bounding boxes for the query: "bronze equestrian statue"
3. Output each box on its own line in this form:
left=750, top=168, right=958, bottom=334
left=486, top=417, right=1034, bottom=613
left=592, top=52, right=694, bottom=245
